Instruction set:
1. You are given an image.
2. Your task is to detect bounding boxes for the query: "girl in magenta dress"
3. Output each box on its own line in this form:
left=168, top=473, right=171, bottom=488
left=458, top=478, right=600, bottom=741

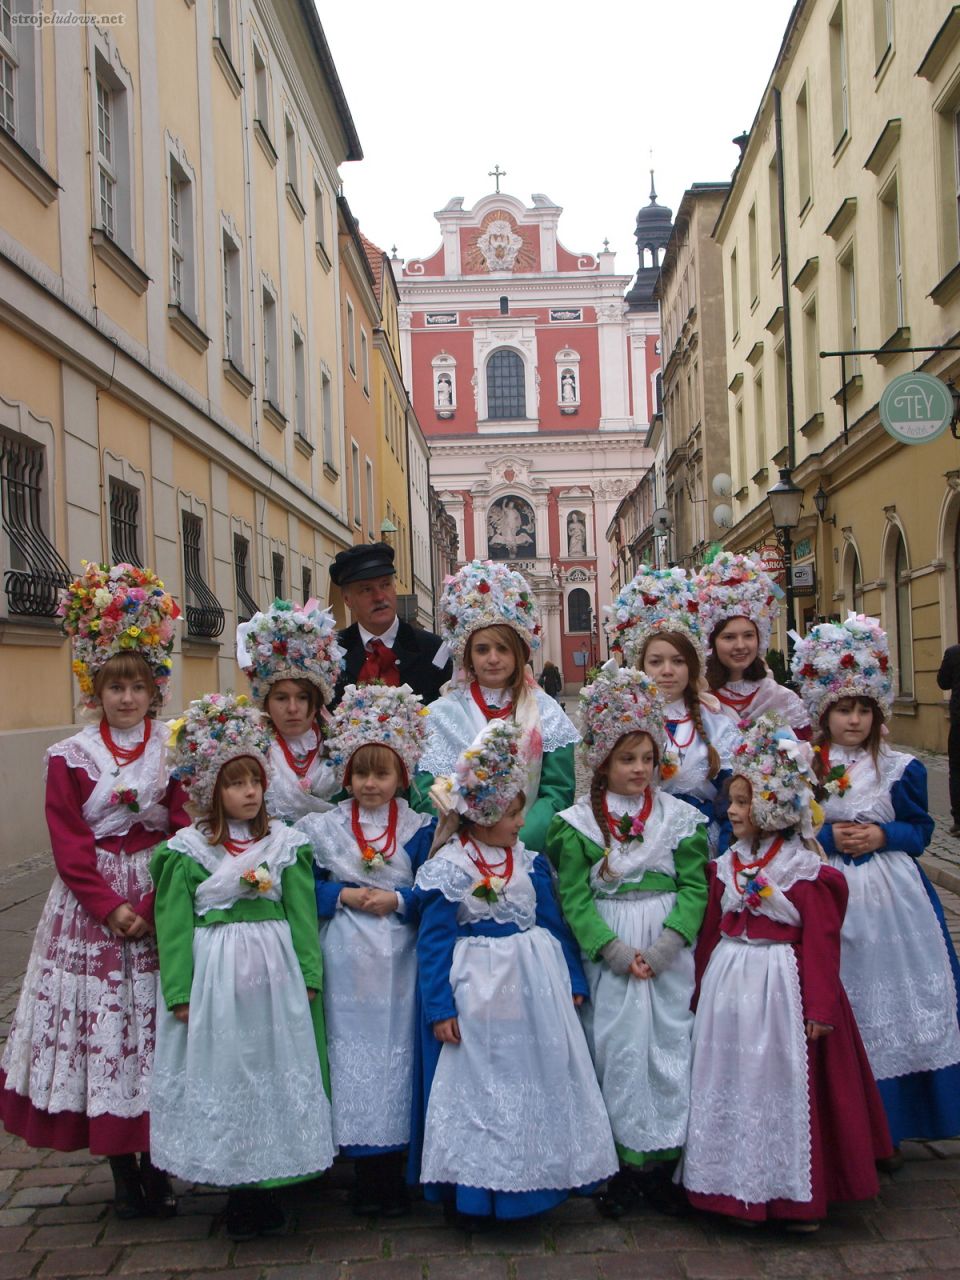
left=0, top=564, right=187, bottom=1219
left=681, top=715, right=891, bottom=1230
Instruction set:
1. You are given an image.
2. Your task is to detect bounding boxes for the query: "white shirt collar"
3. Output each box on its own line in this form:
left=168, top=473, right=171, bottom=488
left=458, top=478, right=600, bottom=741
left=359, top=616, right=400, bottom=650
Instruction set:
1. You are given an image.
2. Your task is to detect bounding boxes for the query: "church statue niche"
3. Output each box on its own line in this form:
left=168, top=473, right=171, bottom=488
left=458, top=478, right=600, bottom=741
left=487, top=495, right=536, bottom=561
left=567, top=510, right=587, bottom=557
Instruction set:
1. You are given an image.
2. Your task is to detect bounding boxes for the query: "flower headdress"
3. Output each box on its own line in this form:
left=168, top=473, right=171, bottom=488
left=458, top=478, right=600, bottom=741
left=167, top=692, right=272, bottom=811
left=731, top=713, right=818, bottom=837
left=578, top=660, right=667, bottom=772
left=323, top=682, right=429, bottom=787
left=58, top=562, right=180, bottom=712
left=236, top=599, right=345, bottom=708
left=790, top=612, right=892, bottom=724
left=448, top=719, right=528, bottom=826
left=438, top=560, right=541, bottom=664
left=604, top=566, right=704, bottom=666
left=694, top=551, right=782, bottom=656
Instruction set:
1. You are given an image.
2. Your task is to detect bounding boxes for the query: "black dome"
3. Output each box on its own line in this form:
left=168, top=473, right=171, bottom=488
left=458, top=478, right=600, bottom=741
left=626, top=171, right=673, bottom=311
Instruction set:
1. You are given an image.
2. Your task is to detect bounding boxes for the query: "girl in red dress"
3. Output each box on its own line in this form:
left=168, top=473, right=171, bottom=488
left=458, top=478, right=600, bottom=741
left=681, top=715, right=891, bottom=1230
left=0, top=564, right=188, bottom=1219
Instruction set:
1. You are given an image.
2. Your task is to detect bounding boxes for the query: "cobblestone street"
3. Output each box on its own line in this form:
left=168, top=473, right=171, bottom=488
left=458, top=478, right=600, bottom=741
left=0, top=740, right=958, bottom=1280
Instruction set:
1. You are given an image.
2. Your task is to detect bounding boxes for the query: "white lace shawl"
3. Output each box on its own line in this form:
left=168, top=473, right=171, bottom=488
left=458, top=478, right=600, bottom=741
left=46, top=723, right=172, bottom=841
left=661, top=701, right=742, bottom=800
left=716, top=676, right=810, bottom=730
left=418, top=685, right=580, bottom=778
left=415, top=835, right=537, bottom=929
left=716, top=834, right=822, bottom=927
left=557, top=790, right=703, bottom=896
left=819, top=744, right=911, bottom=825
left=296, top=798, right=432, bottom=890
left=167, top=822, right=305, bottom=914
left=265, top=730, right=338, bottom=822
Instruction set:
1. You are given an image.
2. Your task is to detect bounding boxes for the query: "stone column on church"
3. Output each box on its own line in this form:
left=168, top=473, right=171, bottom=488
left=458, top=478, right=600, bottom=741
left=540, top=582, right=563, bottom=680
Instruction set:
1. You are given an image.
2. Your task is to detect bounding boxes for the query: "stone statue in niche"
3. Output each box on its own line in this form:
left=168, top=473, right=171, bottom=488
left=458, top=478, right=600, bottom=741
left=436, top=374, right=453, bottom=406
left=487, top=495, right=536, bottom=560
left=561, top=370, right=577, bottom=402
left=567, top=511, right=586, bottom=557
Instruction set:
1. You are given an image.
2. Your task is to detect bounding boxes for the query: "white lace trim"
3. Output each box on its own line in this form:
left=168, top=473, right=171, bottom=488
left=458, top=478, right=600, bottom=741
left=419, top=686, right=579, bottom=778
left=557, top=791, right=702, bottom=891
left=820, top=745, right=912, bottom=825
left=168, top=824, right=304, bottom=913
left=716, top=836, right=821, bottom=926
left=45, top=725, right=171, bottom=840
left=265, top=736, right=338, bottom=822
left=298, top=799, right=430, bottom=890
left=718, top=676, right=810, bottom=730
left=416, top=837, right=537, bottom=928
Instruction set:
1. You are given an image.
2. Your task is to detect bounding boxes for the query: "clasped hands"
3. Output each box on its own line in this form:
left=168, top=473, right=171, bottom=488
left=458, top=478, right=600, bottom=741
left=105, top=902, right=151, bottom=940
left=339, top=886, right=400, bottom=917
left=831, top=821, right=885, bottom=857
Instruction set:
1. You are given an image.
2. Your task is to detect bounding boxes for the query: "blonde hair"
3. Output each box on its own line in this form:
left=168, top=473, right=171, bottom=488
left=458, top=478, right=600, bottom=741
left=346, top=743, right=406, bottom=790
left=204, top=756, right=269, bottom=845
left=93, top=653, right=157, bottom=708
left=464, top=624, right=529, bottom=708
left=638, top=630, right=720, bottom=779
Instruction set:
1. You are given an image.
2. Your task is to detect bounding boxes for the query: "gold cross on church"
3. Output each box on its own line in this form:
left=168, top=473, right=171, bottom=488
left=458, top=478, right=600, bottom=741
left=488, top=164, right=506, bottom=193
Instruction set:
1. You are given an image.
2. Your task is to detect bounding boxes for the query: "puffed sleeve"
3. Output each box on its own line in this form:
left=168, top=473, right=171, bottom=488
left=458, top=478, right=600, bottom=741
left=164, top=777, right=191, bottom=834
left=790, top=868, right=848, bottom=1028
left=415, top=890, right=460, bottom=1024
left=521, top=745, right=576, bottom=853
left=283, top=844, right=324, bottom=992
left=548, top=814, right=617, bottom=962
left=692, top=863, right=725, bottom=1009
left=409, top=771, right=438, bottom=817
left=151, top=842, right=199, bottom=1010
left=883, top=758, right=934, bottom=857
left=530, top=852, right=588, bottom=998
left=45, top=755, right=127, bottom=923
left=662, top=823, right=709, bottom=944
left=398, top=820, right=438, bottom=920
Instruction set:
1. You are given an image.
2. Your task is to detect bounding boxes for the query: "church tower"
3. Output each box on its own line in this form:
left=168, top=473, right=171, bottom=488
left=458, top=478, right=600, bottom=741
left=626, top=171, right=674, bottom=312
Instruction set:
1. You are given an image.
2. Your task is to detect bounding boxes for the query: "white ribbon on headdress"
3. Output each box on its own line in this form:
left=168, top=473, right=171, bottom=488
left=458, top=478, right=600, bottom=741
left=236, top=617, right=256, bottom=670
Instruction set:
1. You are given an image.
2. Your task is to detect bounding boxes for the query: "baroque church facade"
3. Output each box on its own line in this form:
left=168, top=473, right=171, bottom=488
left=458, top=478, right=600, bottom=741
left=395, top=187, right=665, bottom=686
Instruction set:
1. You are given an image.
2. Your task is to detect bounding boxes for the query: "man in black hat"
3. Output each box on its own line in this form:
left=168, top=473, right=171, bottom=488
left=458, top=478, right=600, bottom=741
left=330, top=542, right=452, bottom=708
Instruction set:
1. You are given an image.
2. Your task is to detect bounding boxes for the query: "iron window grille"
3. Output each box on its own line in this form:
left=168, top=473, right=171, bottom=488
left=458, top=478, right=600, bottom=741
left=181, top=511, right=224, bottom=638
left=233, top=533, right=259, bottom=623
left=486, top=349, right=525, bottom=419
left=0, top=433, right=70, bottom=616
left=301, top=564, right=311, bottom=605
left=109, top=478, right=143, bottom=567
left=272, top=550, right=284, bottom=600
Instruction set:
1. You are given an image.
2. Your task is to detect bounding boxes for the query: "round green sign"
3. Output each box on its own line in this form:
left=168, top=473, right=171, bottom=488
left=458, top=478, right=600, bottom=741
left=879, top=372, right=954, bottom=445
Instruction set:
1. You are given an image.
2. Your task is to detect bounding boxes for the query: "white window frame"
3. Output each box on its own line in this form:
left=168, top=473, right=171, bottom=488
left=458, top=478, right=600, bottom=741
left=314, top=177, right=326, bottom=249
left=292, top=324, right=307, bottom=439
left=320, top=363, right=335, bottom=467
left=252, top=39, right=269, bottom=130
left=221, top=220, right=243, bottom=366
left=351, top=439, right=361, bottom=527
left=166, top=143, right=197, bottom=316
left=365, top=457, right=374, bottom=539
left=262, top=282, right=279, bottom=406
left=96, top=76, right=117, bottom=240
left=0, top=1, right=39, bottom=150
left=214, top=0, right=233, bottom=63
left=360, top=326, right=370, bottom=396
left=90, top=33, right=134, bottom=255
left=838, top=242, right=858, bottom=374
left=284, top=111, right=298, bottom=193
left=0, top=0, right=17, bottom=138
left=346, top=298, right=356, bottom=375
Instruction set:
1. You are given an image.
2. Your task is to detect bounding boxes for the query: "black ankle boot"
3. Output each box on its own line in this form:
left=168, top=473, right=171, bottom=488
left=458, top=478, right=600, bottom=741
left=597, top=1168, right=641, bottom=1220
left=634, top=1162, right=689, bottom=1217
left=109, top=1155, right=146, bottom=1220
left=351, top=1157, right=381, bottom=1216
left=255, top=1188, right=287, bottom=1235
left=225, top=1188, right=260, bottom=1242
left=139, top=1153, right=177, bottom=1218
left=379, top=1152, right=410, bottom=1219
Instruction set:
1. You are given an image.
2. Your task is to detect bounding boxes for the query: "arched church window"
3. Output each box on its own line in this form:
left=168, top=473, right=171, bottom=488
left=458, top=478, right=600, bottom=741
left=567, top=587, right=592, bottom=633
left=487, top=349, right=525, bottom=420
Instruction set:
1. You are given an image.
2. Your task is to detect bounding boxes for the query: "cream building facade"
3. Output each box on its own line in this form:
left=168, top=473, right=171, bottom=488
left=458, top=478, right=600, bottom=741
left=716, top=0, right=960, bottom=753
left=0, top=0, right=361, bottom=864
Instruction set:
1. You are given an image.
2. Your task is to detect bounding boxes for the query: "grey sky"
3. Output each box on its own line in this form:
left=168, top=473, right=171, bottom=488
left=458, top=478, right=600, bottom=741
left=319, top=0, right=797, bottom=274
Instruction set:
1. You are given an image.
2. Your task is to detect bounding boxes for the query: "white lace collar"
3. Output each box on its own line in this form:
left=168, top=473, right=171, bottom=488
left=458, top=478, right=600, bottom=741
left=605, top=790, right=652, bottom=818
left=277, top=727, right=319, bottom=755
left=104, top=720, right=147, bottom=746
left=478, top=684, right=512, bottom=707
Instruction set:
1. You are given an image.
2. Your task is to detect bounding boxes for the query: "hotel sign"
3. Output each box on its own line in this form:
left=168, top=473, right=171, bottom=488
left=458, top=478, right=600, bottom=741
left=879, top=372, right=953, bottom=445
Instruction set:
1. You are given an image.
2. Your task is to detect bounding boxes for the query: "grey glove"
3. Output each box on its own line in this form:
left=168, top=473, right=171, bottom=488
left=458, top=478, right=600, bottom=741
left=639, top=928, right=687, bottom=976
left=600, top=938, right=637, bottom=976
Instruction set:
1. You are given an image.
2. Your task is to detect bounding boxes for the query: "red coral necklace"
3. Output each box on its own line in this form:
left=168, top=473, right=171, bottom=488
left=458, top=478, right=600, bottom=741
left=470, top=681, right=514, bottom=721
left=716, top=685, right=757, bottom=716
left=731, top=833, right=785, bottom=889
left=460, top=832, right=514, bottom=881
left=100, top=716, right=152, bottom=768
left=276, top=730, right=319, bottom=779
left=603, top=788, right=653, bottom=842
left=352, top=799, right=399, bottom=862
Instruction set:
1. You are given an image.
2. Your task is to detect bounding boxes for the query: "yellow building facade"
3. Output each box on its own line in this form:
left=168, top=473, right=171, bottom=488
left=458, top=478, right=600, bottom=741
left=0, top=0, right=361, bottom=864
left=716, top=0, right=960, bottom=753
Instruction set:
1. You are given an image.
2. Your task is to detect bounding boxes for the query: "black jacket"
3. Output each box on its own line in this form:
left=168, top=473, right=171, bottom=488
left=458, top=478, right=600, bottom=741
left=937, top=644, right=960, bottom=722
left=333, top=619, right=452, bottom=709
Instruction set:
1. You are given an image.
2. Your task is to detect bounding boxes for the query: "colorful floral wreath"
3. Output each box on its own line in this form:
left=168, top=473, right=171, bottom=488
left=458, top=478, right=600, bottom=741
left=694, top=551, right=782, bottom=656
left=790, top=612, right=892, bottom=724
left=605, top=566, right=705, bottom=666
left=236, top=599, right=345, bottom=708
left=322, top=682, right=429, bottom=786
left=438, top=560, right=541, bottom=663
left=167, top=692, right=272, bottom=811
left=450, top=719, right=528, bottom=826
left=58, top=562, right=180, bottom=712
left=578, top=659, right=667, bottom=772
left=732, top=713, right=818, bottom=837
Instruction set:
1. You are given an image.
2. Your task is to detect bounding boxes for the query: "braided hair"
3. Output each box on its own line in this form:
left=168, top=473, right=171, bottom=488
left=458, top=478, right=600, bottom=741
left=639, top=631, right=720, bottom=779
left=591, top=731, right=658, bottom=880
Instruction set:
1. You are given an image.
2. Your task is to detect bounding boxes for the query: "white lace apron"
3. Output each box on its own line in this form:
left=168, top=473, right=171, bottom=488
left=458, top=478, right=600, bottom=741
left=415, top=840, right=617, bottom=1192
left=265, top=729, right=338, bottom=823
left=1, top=724, right=170, bottom=1124
left=715, top=676, right=810, bottom=732
left=419, top=684, right=580, bottom=819
left=560, top=791, right=702, bottom=1156
left=149, top=825, right=336, bottom=1184
left=681, top=838, right=821, bottom=1206
left=299, top=800, right=432, bottom=1149
left=660, top=702, right=741, bottom=804
left=822, top=747, right=960, bottom=1080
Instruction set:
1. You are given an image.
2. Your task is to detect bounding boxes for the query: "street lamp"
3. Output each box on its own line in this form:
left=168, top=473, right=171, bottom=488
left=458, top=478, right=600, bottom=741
left=379, top=518, right=397, bottom=544
left=766, top=468, right=804, bottom=646
left=812, top=482, right=836, bottom=526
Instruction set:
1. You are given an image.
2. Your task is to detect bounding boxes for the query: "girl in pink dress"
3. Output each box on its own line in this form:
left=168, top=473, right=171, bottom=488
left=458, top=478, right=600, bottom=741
left=0, top=564, right=187, bottom=1219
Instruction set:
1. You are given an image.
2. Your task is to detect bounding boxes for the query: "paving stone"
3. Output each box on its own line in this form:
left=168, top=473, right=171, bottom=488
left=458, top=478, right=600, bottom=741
left=875, top=1208, right=957, bottom=1241
left=0, top=1225, right=31, bottom=1251
left=469, top=1223, right=548, bottom=1254
left=31, top=1204, right=108, bottom=1226
left=64, top=1183, right=110, bottom=1207
left=17, top=1167, right=88, bottom=1189
left=759, top=1246, right=845, bottom=1277
left=117, top=1240, right=233, bottom=1273
left=927, top=1139, right=960, bottom=1159
left=0, top=1209, right=34, bottom=1227
left=680, top=1254, right=764, bottom=1279
left=0, top=1255, right=37, bottom=1280
left=182, top=1272, right=264, bottom=1280
left=81, top=1163, right=113, bottom=1185
left=426, top=1258, right=508, bottom=1280
left=101, top=1214, right=213, bottom=1244
left=551, top=1223, right=634, bottom=1254
left=596, top=1258, right=683, bottom=1280
left=838, top=1242, right=928, bottom=1273
left=0, top=1152, right=39, bottom=1171
left=920, top=1237, right=960, bottom=1269
left=0, top=1170, right=18, bottom=1192
left=388, top=1227, right=468, bottom=1257
left=900, top=1141, right=938, bottom=1163
left=307, top=1229, right=382, bottom=1262
left=40, top=1149, right=99, bottom=1169
left=340, top=1263, right=424, bottom=1280
left=37, top=1247, right=121, bottom=1277
left=8, top=1186, right=70, bottom=1209
left=898, top=1159, right=960, bottom=1183
left=24, top=1221, right=104, bottom=1249
left=260, top=1267, right=341, bottom=1280
left=232, top=1235, right=312, bottom=1266
left=880, top=1180, right=960, bottom=1209
left=513, top=1256, right=600, bottom=1280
